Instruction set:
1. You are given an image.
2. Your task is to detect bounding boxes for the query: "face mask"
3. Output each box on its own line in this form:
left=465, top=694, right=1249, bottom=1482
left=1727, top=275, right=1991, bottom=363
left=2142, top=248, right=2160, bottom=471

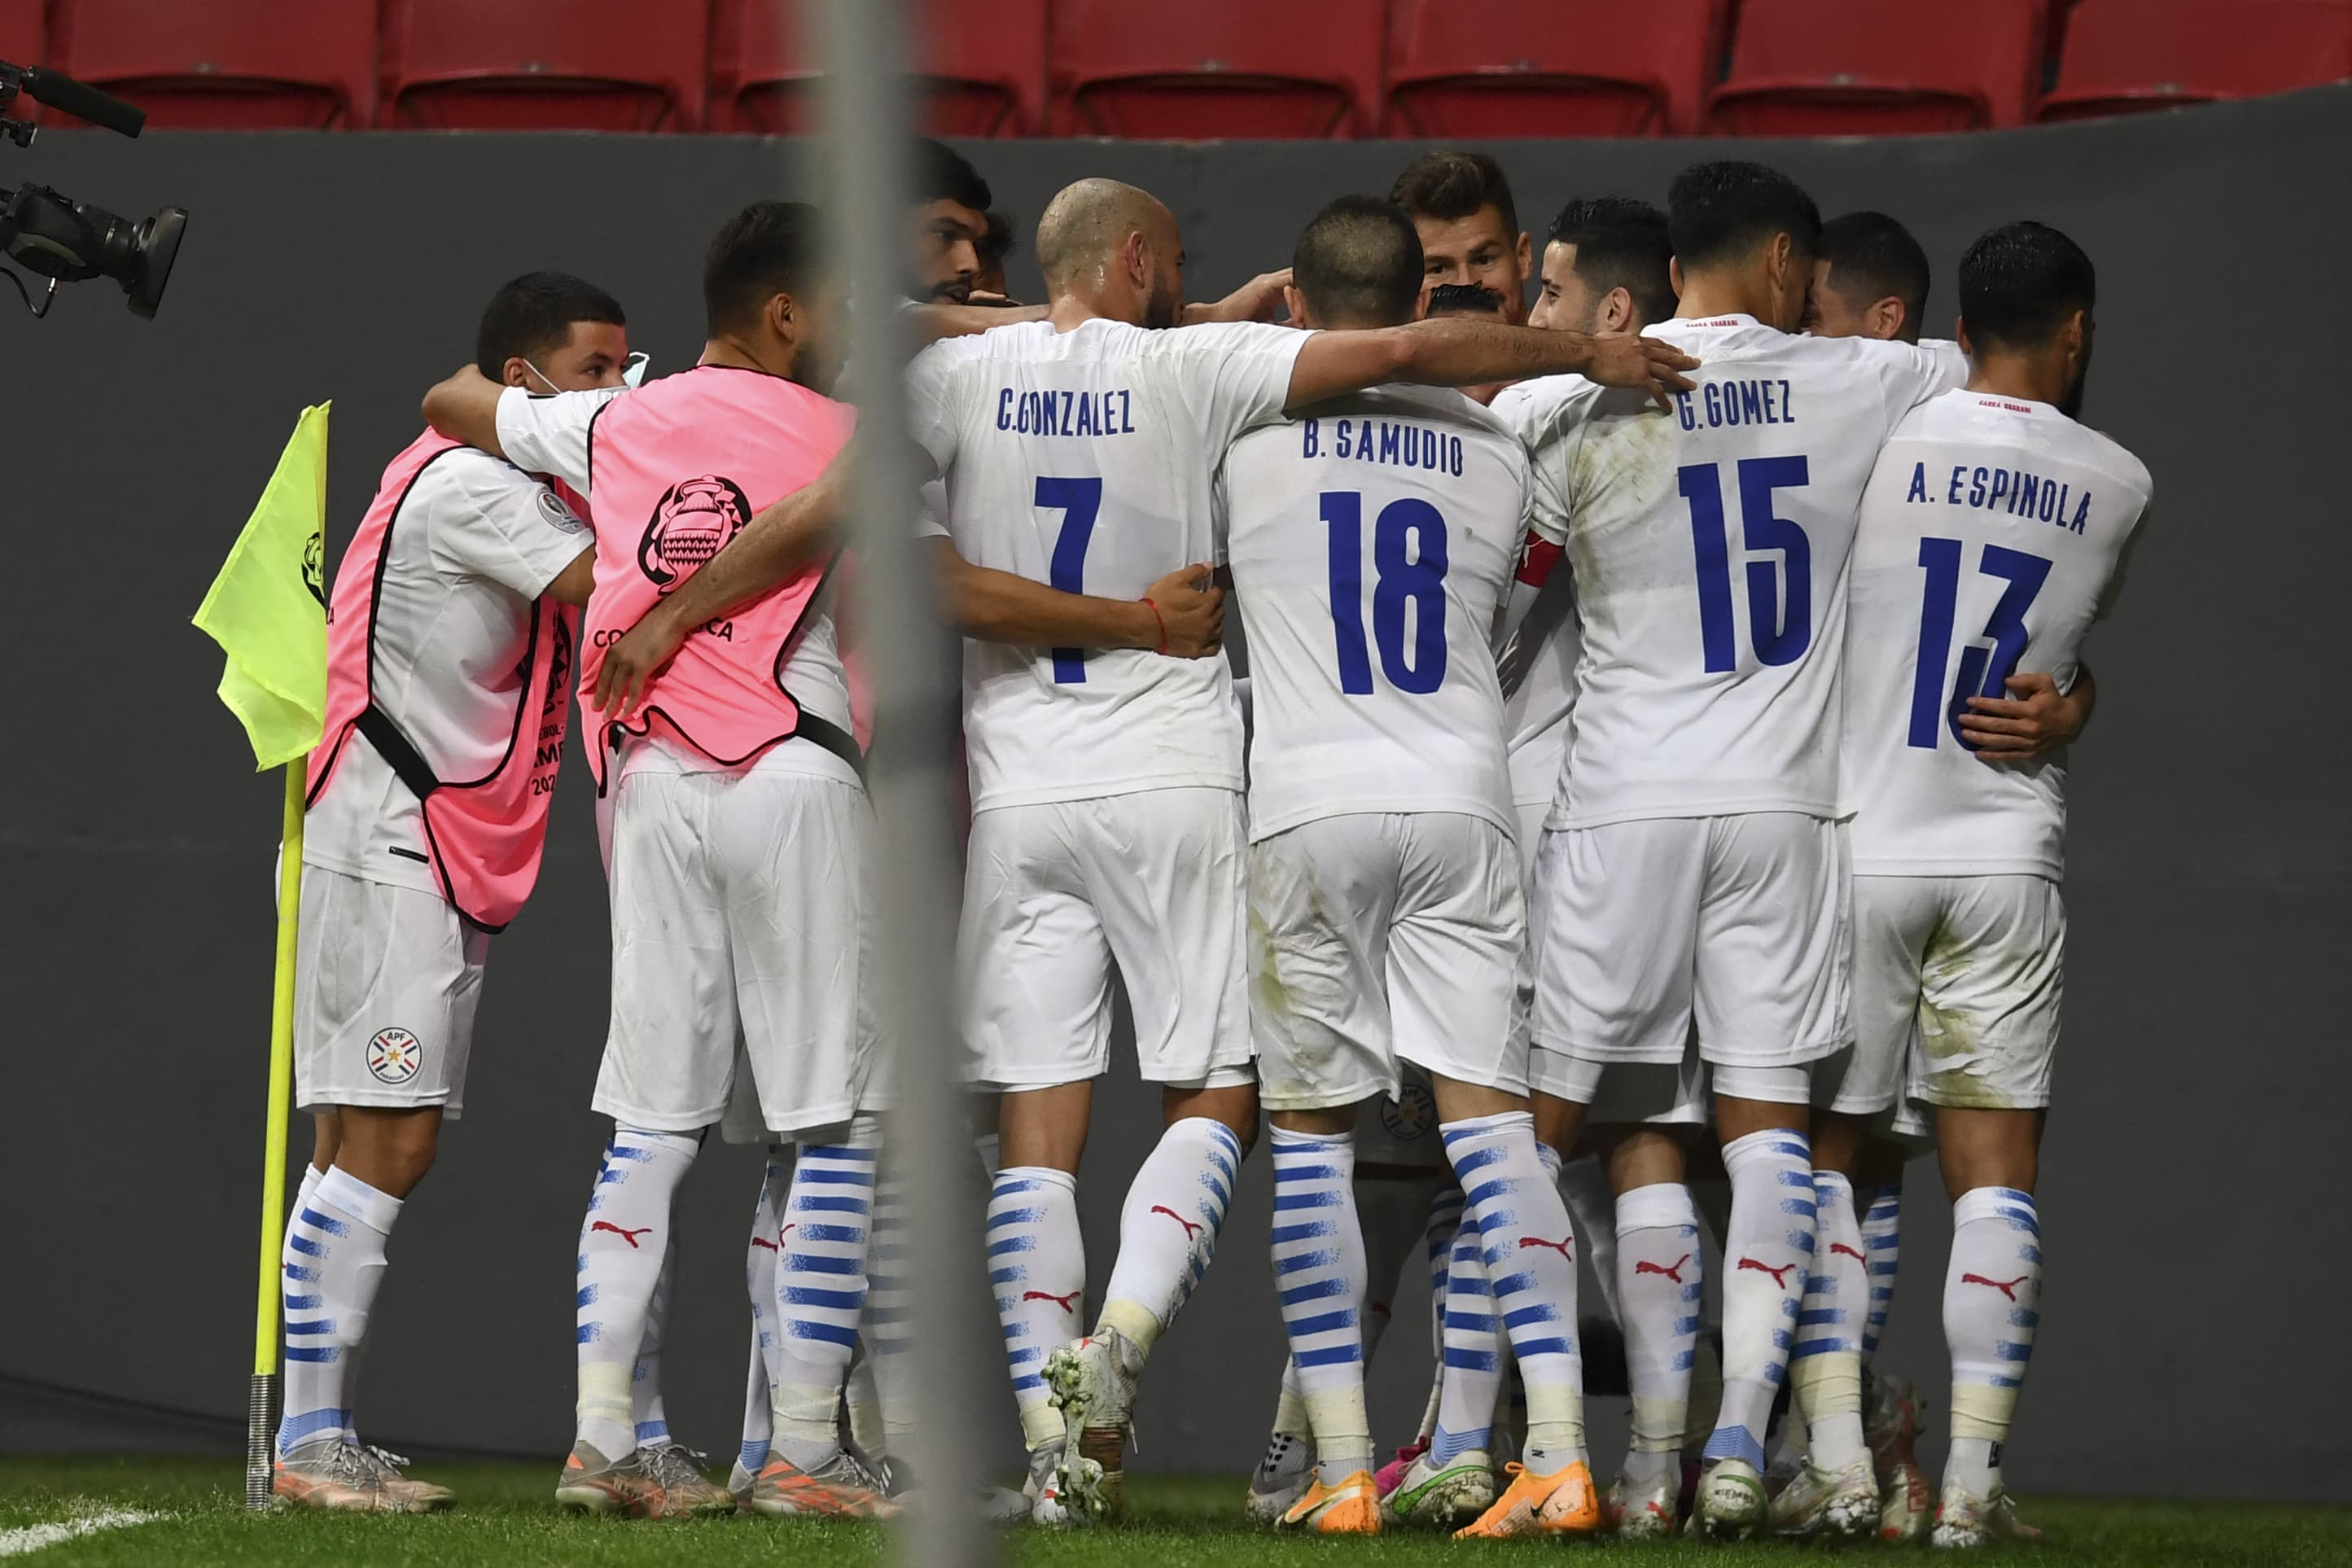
left=521, top=350, right=649, bottom=392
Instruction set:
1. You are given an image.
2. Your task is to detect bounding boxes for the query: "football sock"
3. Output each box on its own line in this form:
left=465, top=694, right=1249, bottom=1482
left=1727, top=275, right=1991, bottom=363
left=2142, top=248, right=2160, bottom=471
left=631, top=1231, right=675, bottom=1448
left=1430, top=1217, right=1499, bottom=1465
left=847, top=1356, right=885, bottom=1461
left=1943, top=1187, right=2041, bottom=1496
left=988, top=1166, right=1084, bottom=1451
left=1440, top=1111, right=1586, bottom=1473
left=1617, top=1180, right=1703, bottom=1489
left=1268, top=1128, right=1372, bottom=1486
left=1704, top=1128, right=1814, bottom=1475
left=738, top=1149, right=788, bottom=1474
left=1859, top=1184, right=1903, bottom=1365
left=1270, top=1357, right=1310, bottom=1442
left=1097, top=1118, right=1242, bottom=1355
left=1560, top=1152, right=1624, bottom=1327
left=278, top=1165, right=400, bottom=1459
left=575, top=1126, right=698, bottom=1459
left=771, top=1117, right=880, bottom=1469
left=865, top=1141, right=914, bottom=1452
left=283, top=1164, right=358, bottom=1446
left=1793, top=1170, right=1868, bottom=1470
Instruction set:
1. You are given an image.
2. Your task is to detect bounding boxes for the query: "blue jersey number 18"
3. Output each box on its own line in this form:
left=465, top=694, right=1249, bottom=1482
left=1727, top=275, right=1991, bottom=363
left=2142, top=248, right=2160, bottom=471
left=1323, top=491, right=1448, bottom=695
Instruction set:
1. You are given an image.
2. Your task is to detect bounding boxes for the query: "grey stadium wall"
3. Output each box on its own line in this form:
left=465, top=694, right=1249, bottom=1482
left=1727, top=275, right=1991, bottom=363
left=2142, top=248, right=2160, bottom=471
left=1, top=84, right=2345, bottom=1501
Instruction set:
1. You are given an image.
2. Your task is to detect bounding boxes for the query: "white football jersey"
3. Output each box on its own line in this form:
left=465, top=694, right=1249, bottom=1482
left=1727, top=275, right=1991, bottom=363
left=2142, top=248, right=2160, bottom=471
left=1844, top=390, right=2152, bottom=879
left=1220, top=384, right=1531, bottom=840
left=904, top=317, right=1308, bottom=812
left=1531, top=315, right=1966, bottom=829
left=1491, top=374, right=1604, bottom=808
left=304, top=447, right=592, bottom=891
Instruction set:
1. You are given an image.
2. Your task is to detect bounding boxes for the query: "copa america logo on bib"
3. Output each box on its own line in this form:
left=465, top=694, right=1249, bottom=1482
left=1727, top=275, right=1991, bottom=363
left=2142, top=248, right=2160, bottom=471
left=637, top=474, right=751, bottom=593
left=537, top=488, right=586, bottom=535
left=1379, top=1079, right=1436, bottom=1141
left=366, top=1027, right=423, bottom=1085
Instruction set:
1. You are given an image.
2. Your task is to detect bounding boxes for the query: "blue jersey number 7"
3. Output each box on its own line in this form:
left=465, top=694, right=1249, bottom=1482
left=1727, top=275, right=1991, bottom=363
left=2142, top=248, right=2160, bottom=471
left=1036, top=476, right=1103, bottom=683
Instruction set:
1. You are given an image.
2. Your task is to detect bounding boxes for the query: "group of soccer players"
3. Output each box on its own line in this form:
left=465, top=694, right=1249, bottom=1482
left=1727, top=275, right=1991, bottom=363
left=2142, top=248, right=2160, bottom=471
left=272, top=131, right=2146, bottom=1553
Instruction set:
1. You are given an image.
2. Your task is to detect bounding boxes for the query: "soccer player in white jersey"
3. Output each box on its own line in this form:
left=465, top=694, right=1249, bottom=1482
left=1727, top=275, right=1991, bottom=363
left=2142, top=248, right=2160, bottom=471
left=903, top=176, right=1697, bottom=1527
left=1244, top=277, right=1525, bottom=1534
left=1776, top=209, right=2101, bottom=1544
left=275, top=274, right=625, bottom=1513
left=1837, top=222, right=2148, bottom=1548
left=1496, top=197, right=1759, bottom=1540
left=1521, top=161, right=1969, bottom=1540
left=1222, top=195, right=1574, bottom=1539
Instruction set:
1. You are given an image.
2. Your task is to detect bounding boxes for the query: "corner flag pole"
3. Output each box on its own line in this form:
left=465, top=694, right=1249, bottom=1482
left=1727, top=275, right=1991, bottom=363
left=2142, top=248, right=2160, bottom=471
left=246, top=760, right=306, bottom=1509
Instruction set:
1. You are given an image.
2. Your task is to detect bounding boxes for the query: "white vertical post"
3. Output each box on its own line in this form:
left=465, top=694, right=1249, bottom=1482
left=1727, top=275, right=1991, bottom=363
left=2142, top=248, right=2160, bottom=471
left=806, top=3, right=995, bottom=1566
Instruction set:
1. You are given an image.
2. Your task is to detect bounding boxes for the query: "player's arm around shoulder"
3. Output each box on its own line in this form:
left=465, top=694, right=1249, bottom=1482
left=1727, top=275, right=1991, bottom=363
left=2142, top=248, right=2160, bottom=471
left=423, top=366, right=510, bottom=458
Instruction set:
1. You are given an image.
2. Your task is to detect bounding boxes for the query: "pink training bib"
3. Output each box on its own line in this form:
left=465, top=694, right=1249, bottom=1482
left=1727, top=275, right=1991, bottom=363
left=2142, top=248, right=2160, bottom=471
left=308, top=429, right=582, bottom=931
left=576, top=365, right=861, bottom=788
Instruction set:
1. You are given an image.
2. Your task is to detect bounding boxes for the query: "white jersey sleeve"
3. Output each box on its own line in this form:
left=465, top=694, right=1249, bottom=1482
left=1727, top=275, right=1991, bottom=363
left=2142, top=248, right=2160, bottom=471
left=426, top=457, right=593, bottom=599
left=1551, top=314, right=1953, bottom=829
left=1221, top=384, right=1526, bottom=839
left=1842, top=390, right=2152, bottom=878
left=493, top=383, right=628, bottom=495
left=919, top=317, right=1309, bottom=811
left=1490, top=374, right=1604, bottom=806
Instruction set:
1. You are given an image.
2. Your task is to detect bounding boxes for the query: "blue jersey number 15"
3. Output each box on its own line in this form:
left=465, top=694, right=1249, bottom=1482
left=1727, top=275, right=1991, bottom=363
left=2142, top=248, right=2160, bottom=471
left=1680, top=456, right=1812, bottom=672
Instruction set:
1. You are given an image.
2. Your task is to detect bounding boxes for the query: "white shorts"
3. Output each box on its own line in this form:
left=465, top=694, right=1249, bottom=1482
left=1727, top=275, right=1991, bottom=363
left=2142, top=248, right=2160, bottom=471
left=1531, top=812, right=1852, bottom=1070
left=1251, top=812, right=1526, bottom=1110
left=960, top=788, right=1252, bottom=1091
left=1840, top=874, right=2064, bottom=1114
left=294, top=866, right=489, bottom=1118
left=598, top=749, right=875, bottom=1137
left=1513, top=797, right=1548, bottom=887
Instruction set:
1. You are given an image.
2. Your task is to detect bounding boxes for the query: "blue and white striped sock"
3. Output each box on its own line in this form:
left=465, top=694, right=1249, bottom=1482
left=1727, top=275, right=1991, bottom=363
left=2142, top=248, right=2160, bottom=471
left=278, top=1165, right=400, bottom=1459
left=772, top=1119, right=879, bottom=1466
left=1097, top=1118, right=1242, bottom=1353
left=738, top=1150, right=789, bottom=1477
left=1705, top=1128, right=1815, bottom=1475
left=576, top=1126, right=698, bottom=1459
left=1430, top=1214, right=1500, bottom=1466
left=1859, top=1184, right=1903, bottom=1364
left=1268, top=1127, right=1370, bottom=1485
left=988, top=1165, right=1084, bottom=1452
left=1616, top=1180, right=1703, bottom=1488
left=1944, top=1186, right=2041, bottom=1496
left=1440, top=1111, right=1586, bottom=1472
left=630, top=1234, right=676, bottom=1449
left=1793, top=1170, right=1867, bottom=1469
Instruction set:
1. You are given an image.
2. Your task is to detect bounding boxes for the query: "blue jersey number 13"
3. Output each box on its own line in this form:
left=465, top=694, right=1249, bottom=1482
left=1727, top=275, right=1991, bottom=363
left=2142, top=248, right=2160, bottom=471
left=1908, top=537, right=2054, bottom=749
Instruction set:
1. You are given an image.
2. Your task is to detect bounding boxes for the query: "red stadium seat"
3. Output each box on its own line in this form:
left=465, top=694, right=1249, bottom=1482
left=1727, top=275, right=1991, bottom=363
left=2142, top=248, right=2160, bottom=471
left=1384, top=0, right=1726, bottom=138
left=382, top=0, right=707, bottom=131
left=2039, top=0, right=2352, bottom=122
left=1709, top=0, right=2047, bottom=135
left=1050, top=0, right=1384, bottom=138
left=710, top=0, right=1046, bottom=135
left=0, top=0, right=39, bottom=125
left=47, top=0, right=375, bottom=129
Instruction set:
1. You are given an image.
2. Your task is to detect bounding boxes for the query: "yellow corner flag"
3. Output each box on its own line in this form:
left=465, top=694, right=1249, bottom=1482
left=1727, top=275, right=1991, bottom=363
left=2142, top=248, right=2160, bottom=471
left=194, top=402, right=331, bottom=770
left=197, top=404, right=332, bottom=1509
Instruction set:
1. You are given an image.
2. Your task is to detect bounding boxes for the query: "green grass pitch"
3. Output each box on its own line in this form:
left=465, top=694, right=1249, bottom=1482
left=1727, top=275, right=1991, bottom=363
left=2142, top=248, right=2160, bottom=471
left=2, top=1458, right=2347, bottom=1566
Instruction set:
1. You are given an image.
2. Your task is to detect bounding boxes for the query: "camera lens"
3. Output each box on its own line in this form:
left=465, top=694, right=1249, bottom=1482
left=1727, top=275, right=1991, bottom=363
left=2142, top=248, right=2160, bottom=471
left=125, top=206, right=186, bottom=319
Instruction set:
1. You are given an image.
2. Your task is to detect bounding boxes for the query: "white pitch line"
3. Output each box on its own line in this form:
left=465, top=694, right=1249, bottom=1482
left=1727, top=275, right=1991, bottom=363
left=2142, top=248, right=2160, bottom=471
left=0, top=1508, right=161, bottom=1559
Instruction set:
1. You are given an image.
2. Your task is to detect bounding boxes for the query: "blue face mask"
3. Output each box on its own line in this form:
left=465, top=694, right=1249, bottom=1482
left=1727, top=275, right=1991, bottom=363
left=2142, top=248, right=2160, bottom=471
left=522, top=350, right=649, bottom=392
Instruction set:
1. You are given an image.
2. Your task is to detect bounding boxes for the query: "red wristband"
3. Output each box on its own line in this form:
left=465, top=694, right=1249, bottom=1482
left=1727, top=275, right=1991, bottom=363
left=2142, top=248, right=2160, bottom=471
left=1141, top=595, right=1168, bottom=654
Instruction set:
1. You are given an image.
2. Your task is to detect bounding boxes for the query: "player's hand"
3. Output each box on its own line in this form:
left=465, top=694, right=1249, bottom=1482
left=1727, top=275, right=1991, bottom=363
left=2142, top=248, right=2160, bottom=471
left=593, top=607, right=688, bottom=723
left=1186, top=270, right=1294, bottom=326
left=1143, top=563, right=1224, bottom=657
left=1957, top=671, right=2086, bottom=760
left=1586, top=335, right=1701, bottom=412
